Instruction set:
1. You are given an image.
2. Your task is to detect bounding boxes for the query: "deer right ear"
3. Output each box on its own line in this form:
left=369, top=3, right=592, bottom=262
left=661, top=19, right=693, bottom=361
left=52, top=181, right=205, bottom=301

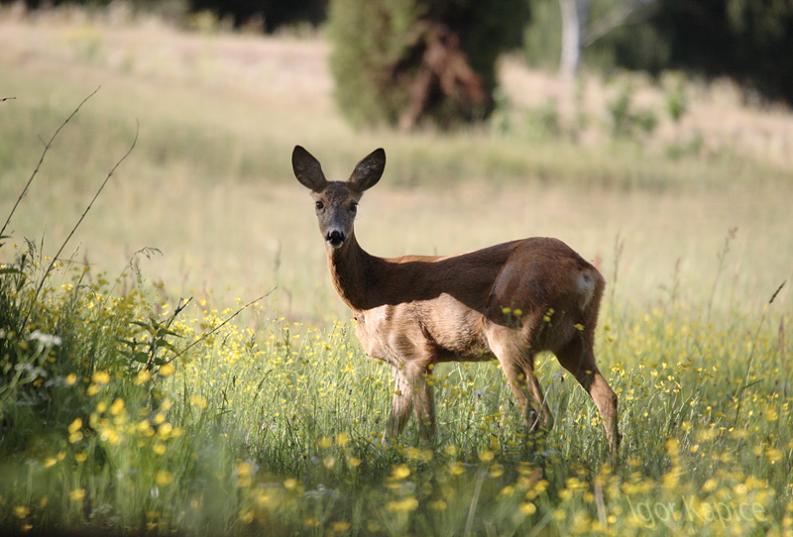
left=292, top=145, right=327, bottom=192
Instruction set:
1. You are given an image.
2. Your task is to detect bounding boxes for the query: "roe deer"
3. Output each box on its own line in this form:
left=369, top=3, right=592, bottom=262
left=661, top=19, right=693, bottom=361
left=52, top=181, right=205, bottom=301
left=292, top=146, right=620, bottom=457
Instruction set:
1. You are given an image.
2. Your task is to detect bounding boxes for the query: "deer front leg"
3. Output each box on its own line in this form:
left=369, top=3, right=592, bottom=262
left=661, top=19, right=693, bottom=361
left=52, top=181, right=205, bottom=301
left=385, top=367, right=413, bottom=441
left=409, top=364, right=436, bottom=443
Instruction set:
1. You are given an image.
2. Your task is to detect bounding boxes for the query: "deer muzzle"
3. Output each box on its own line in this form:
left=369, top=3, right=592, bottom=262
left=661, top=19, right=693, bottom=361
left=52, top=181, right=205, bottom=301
left=326, top=229, right=345, bottom=248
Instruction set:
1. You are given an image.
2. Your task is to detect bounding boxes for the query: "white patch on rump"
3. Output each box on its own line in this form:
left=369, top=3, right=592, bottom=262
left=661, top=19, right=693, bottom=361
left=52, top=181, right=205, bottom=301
left=576, top=271, right=596, bottom=310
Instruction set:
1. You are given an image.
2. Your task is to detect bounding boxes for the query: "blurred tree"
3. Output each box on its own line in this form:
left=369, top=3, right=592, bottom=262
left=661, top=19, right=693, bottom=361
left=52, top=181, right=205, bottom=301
left=8, top=0, right=790, bottom=105
left=650, top=0, right=793, bottom=104
left=524, top=0, right=793, bottom=105
left=524, top=0, right=657, bottom=80
left=2, top=0, right=327, bottom=32
left=188, top=0, right=326, bottom=32
left=328, top=0, right=529, bottom=129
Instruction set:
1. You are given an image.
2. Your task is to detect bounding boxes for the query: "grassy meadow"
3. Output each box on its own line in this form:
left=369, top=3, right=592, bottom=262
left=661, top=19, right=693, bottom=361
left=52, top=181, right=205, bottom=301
left=1, top=10, right=793, bottom=536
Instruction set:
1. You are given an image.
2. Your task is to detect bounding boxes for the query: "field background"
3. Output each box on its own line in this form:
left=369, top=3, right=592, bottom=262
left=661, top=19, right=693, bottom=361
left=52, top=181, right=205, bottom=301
left=2, top=12, right=793, bottom=318
left=1, top=7, right=792, bottom=537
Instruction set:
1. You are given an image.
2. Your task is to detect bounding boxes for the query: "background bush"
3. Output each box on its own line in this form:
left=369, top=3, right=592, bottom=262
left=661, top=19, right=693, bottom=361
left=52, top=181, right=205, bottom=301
left=522, top=0, right=793, bottom=104
left=328, top=0, right=529, bottom=128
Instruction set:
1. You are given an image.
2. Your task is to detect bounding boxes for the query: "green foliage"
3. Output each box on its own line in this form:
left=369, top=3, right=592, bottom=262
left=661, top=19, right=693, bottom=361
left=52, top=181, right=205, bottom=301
left=188, top=0, right=326, bottom=31
left=328, top=0, right=421, bottom=127
left=665, top=132, right=704, bottom=160
left=663, top=73, right=688, bottom=123
left=607, top=83, right=657, bottom=138
left=523, top=0, right=793, bottom=104
left=1, top=237, right=791, bottom=535
left=0, top=244, right=143, bottom=446
left=489, top=93, right=562, bottom=140
left=328, top=0, right=529, bottom=128
left=523, top=0, right=669, bottom=73
left=523, top=0, right=561, bottom=69
left=663, top=0, right=793, bottom=104
left=527, top=99, right=562, bottom=137
left=6, top=0, right=325, bottom=31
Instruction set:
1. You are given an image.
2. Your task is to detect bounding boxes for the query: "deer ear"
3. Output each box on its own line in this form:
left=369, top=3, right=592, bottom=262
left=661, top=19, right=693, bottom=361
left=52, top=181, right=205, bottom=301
left=349, top=148, right=385, bottom=191
left=292, top=145, right=327, bottom=192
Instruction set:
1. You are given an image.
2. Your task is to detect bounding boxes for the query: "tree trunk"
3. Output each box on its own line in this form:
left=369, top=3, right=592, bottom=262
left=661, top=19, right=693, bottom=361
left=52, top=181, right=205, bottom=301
left=558, top=0, right=589, bottom=128
left=559, top=0, right=583, bottom=82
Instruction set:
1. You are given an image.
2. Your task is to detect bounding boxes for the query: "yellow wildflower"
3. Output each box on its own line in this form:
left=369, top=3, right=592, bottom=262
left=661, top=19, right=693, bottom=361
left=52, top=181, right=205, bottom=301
left=155, top=470, right=173, bottom=486
left=134, top=370, right=151, bottom=385
left=478, top=450, right=494, bottom=463
left=331, top=521, right=351, bottom=532
left=189, top=395, right=208, bottom=409
left=92, top=371, right=110, bottom=385
left=520, top=503, right=537, bottom=515
left=429, top=499, right=447, bottom=511
left=391, top=465, right=411, bottom=480
left=448, top=462, right=465, bottom=476
left=68, top=418, right=82, bottom=434
left=387, top=497, right=418, bottom=512
left=157, top=422, right=173, bottom=439
left=110, top=399, right=125, bottom=416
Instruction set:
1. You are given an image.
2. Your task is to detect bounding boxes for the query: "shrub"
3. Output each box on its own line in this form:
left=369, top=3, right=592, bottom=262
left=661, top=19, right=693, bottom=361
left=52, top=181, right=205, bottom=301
left=328, top=0, right=529, bottom=128
left=607, top=83, right=657, bottom=138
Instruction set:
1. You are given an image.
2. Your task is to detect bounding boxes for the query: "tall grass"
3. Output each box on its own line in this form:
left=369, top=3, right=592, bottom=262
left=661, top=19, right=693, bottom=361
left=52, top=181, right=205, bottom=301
left=1, top=94, right=791, bottom=537
left=2, top=16, right=792, bottom=534
left=1, top=237, right=791, bottom=535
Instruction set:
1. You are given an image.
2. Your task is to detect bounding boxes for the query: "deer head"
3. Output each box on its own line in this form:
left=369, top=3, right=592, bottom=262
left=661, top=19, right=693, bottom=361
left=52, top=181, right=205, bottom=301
left=292, top=146, right=385, bottom=249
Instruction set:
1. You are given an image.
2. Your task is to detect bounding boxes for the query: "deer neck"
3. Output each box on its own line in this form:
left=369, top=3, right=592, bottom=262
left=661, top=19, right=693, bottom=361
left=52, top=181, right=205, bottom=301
left=326, top=232, right=381, bottom=312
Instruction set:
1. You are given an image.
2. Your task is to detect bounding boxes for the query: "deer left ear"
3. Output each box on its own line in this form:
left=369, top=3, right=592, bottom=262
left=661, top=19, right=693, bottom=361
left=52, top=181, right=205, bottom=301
left=349, top=148, right=385, bottom=191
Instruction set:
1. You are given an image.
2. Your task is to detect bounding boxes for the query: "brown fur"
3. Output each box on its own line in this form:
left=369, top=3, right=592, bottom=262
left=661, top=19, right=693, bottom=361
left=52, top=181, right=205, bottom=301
left=292, top=146, right=620, bottom=457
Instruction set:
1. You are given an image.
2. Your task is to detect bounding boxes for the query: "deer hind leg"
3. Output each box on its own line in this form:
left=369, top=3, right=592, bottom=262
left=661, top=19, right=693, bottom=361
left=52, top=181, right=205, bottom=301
left=523, top=363, right=554, bottom=431
left=487, top=328, right=552, bottom=433
left=555, top=336, right=620, bottom=459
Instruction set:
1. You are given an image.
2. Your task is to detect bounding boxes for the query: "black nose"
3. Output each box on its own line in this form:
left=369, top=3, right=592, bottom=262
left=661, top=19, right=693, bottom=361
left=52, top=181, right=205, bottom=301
left=326, top=230, right=345, bottom=246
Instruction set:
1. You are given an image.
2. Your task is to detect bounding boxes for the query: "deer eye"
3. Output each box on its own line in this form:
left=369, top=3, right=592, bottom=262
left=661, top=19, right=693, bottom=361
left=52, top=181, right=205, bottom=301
left=315, top=201, right=324, bottom=211
left=349, top=202, right=358, bottom=213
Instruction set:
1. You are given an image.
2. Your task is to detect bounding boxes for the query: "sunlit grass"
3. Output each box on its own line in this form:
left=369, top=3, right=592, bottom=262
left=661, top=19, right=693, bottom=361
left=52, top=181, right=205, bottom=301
left=1, top=246, right=790, bottom=536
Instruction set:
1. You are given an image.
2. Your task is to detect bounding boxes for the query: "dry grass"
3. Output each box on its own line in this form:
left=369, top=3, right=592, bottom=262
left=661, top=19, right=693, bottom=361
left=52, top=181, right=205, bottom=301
left=500, top=57, right=793, bottom=169
left=0, top=11, right=791, bottom=320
